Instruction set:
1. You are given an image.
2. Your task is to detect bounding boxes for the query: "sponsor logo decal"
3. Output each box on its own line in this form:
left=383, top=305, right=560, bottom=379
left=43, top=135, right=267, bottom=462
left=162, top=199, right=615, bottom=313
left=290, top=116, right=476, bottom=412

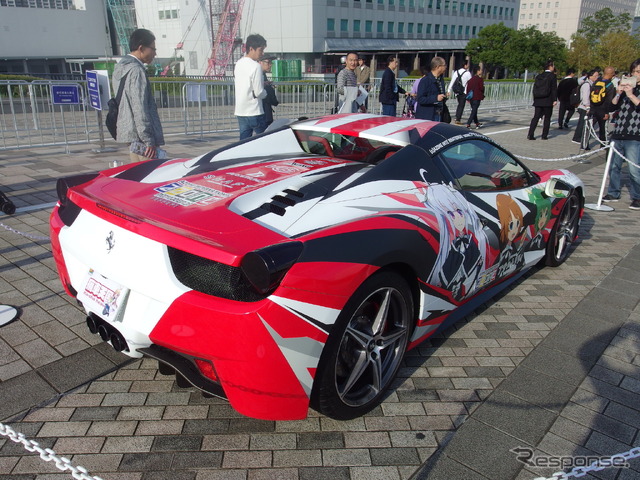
left=203, top=175, right=246, bottom=188
left=153, top=181, right=230, bottom=207
left=269, top=165, right=304, bottom=174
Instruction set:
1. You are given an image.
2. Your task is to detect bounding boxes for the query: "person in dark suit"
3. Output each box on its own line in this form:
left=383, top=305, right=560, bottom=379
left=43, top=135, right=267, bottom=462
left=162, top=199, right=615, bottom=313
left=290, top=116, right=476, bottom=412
left=259, top=55, right=279, bottom=127
left=379, top=55, right=406, bottom=116
left=556, top=68, right=578, bottom=129
left=527, top=59, right=558, bottom=140
left=415, top=56, right=448, bottom=121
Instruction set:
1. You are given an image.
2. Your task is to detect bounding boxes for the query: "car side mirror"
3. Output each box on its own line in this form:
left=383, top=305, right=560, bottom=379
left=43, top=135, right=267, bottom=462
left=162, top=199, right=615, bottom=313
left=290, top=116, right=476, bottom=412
left=543, top=177, right=572, bottom=198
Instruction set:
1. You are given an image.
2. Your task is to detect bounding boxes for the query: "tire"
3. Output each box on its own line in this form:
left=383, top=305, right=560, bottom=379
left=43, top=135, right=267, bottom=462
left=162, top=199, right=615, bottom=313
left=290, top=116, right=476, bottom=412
left=311, top=271, right=413, bottom=420
left=545, top=192, right=580, bottom=267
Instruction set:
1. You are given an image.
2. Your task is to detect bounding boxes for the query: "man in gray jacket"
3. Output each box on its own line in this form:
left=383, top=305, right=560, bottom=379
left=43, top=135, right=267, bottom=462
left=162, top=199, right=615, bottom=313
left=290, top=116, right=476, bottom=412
left=112, top=29, right=165, bottom=162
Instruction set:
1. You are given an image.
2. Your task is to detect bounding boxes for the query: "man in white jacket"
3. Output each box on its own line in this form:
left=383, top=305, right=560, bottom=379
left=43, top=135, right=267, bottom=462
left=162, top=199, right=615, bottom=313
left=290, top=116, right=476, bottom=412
left=234, top=34, right=268, bottom=140
left=448, top=60, right=472, bottom=125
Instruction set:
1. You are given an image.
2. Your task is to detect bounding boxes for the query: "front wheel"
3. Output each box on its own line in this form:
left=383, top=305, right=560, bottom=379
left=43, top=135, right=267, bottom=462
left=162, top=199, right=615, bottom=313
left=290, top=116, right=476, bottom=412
left=546, top=193, right=580, bottom=267
left=311, top=271, right=413, bottom=420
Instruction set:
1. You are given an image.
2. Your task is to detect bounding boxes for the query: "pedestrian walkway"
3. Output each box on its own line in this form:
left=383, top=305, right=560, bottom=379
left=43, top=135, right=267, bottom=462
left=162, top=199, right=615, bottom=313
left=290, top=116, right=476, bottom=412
left=0, top=111, right=638, bottom=480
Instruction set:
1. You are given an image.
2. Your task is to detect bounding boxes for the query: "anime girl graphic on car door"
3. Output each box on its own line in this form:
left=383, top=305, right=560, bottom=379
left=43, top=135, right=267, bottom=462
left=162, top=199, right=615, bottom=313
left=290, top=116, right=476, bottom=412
left=425, top=183, right=489, bottom=301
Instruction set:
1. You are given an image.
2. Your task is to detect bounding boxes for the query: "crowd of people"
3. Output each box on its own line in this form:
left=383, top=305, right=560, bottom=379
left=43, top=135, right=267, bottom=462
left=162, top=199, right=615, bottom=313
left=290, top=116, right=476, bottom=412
left=110, top=29, right=640, bottom=211
left=525, top=59, right=640, bottom=210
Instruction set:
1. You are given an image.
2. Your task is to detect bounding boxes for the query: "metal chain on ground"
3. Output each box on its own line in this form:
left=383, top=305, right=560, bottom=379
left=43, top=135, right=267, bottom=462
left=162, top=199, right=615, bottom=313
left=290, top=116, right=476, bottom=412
left=0, top=222, right=50, bottom=242
left=0, top=421, right=103, bottom=480
left=533, top=446, right=640, bottom=480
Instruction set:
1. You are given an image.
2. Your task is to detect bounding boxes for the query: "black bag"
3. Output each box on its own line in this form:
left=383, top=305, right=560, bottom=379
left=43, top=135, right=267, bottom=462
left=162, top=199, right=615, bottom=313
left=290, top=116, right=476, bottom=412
left=569, top=85, right=581, bottom=107
left=532, top=73, right=550, bottom=99
left=105, top=73, right=128, bottom=140
left=452, top=69, right=466, bottom=95
left=441, top=102, right=451, bottom=123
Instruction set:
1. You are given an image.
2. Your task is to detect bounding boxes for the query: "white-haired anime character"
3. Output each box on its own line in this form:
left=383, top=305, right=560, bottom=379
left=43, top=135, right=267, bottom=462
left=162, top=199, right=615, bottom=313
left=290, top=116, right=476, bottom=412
left=424, top=183, right=489, bottom=301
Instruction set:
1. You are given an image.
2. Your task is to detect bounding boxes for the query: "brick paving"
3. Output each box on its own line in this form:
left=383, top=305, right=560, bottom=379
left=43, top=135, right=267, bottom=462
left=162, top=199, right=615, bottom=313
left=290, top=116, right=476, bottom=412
left=0, top=110, right=639, bottom=479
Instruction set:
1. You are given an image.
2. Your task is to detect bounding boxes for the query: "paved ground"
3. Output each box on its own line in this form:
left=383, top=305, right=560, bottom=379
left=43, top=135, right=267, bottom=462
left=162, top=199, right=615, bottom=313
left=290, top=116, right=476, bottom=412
left=0, top=110, right=639, bottom=480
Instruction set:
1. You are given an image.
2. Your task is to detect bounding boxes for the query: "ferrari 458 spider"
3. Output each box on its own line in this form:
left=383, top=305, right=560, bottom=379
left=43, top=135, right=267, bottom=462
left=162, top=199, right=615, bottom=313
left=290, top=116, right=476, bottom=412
left=50, top=114, right=584, bottom=420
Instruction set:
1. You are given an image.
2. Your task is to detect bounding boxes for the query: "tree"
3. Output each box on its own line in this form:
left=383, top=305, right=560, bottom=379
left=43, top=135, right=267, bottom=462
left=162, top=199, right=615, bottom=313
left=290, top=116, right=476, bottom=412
left=576, top=7, right=633, bottom=46
left=594, top=31, right=640, bottom=72
left=506, top=27, right=567, bottom=73
left=568, top=7, right=639, bottom=73
left=566, top=36, right=593, bottom=74
left=465, top=23, right=513, bottom=76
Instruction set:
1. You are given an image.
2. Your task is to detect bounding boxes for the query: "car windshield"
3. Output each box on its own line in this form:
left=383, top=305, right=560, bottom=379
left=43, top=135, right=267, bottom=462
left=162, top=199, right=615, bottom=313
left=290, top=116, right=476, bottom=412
left=437, top=139, right=535, bottom=191
left=293, top=129, right=394, bottom=162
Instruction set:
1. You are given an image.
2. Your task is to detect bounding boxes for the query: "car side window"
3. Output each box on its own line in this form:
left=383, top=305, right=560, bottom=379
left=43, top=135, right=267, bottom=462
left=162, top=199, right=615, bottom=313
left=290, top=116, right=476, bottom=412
left=438, top=140, right=532, bottom=191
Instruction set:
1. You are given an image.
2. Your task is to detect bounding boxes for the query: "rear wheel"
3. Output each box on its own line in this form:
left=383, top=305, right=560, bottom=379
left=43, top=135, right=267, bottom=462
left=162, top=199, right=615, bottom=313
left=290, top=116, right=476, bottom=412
left=311, top=271, right=413, bottom=420
left=546, top=192, right=580, bottom=267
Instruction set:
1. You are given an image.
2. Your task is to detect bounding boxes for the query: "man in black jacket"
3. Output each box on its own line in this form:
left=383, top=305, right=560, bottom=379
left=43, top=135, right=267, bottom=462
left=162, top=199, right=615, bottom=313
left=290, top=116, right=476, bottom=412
left=260, top=55, right=279, bottom=127
left=557, top=68, right=578, bottom=129
left=527, top=60, right=558, bottom=140
left=379, top=55, right=406, bottom=116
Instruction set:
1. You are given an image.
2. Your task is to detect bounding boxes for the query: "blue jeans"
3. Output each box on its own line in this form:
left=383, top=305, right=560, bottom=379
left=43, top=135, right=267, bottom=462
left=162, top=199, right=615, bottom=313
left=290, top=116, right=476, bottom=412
left=381, top=103, right=397, bottom=117
left=237, top=115, right=267, bottom=140
left=608, top=139, right=640, bottom=200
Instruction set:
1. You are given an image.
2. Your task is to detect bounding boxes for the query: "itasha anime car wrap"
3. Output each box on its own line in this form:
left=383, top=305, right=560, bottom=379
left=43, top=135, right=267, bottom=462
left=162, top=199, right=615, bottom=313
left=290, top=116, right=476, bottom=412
left=50, top=114, right=584, bottom=420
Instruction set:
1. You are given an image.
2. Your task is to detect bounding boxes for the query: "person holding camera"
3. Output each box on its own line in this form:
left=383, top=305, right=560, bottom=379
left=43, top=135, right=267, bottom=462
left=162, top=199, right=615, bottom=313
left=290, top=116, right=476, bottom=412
left=603, top=58, right=640, bottom=210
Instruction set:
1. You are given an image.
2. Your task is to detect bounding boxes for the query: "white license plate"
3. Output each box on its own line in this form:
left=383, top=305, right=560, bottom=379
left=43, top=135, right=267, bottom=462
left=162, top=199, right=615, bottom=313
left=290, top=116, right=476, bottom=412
left=77, top=269, right=129, bottom=323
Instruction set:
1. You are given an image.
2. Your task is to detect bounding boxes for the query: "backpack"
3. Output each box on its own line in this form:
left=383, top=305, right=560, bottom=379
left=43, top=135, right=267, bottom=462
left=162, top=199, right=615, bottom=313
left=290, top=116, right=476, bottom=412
left=105, top=72, right=128, bottom=140
left=532, top=73, right=550, bottom=99
left=569, top=85, right=581, bottom=107
left=590, top=79, right=612, bottom=106
left=452, top=69, right=466, bottom=95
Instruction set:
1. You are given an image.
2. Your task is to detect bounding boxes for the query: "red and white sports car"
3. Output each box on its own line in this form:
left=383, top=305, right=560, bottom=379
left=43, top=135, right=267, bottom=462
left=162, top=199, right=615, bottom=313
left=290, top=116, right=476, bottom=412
left=50, top=114, right=584, bottom=420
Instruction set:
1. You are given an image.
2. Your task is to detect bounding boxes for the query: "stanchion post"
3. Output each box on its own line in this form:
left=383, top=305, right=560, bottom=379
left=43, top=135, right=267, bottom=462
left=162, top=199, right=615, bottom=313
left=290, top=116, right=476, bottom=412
left=585, top=140, right=615, bottom=212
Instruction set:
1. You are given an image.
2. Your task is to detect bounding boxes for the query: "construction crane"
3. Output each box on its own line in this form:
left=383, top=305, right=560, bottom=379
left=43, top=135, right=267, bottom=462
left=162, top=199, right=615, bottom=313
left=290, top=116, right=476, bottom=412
left=204, top=0, right=246, bottom=77
left=160, top=9, right=202, bottom=76
left=106, top=0, right=137, bottom=56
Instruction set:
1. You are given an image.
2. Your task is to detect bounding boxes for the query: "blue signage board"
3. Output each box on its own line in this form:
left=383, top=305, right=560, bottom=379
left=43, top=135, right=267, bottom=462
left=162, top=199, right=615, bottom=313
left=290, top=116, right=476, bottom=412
left=86, top=70, right=102, bottom=110
left=52, top=85, right=80, bottom=105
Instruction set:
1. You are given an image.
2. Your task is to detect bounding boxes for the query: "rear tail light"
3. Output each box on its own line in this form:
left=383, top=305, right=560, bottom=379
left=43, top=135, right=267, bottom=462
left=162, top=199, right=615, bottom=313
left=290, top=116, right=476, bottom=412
left=195, top=358, right=219, bottom=382
left=240, top=242, right=304, bottom=295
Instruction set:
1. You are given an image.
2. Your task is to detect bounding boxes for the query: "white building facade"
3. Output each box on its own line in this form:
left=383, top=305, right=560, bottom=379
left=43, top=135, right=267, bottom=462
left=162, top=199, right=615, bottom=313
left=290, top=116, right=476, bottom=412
left=517, top=0, right=637, bottom=43
left=131, top=0, right=520, bottom=76
left=1, top=0, right=520, bottom=76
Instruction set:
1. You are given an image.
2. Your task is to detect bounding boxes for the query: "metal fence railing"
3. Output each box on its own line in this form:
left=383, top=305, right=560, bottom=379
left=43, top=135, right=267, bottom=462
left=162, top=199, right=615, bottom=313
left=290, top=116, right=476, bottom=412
left=0, top=79, right=533, bottom=151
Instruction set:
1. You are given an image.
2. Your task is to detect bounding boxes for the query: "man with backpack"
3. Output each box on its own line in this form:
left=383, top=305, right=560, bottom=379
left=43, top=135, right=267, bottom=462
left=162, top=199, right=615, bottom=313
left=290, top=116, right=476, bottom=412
left=111, top=29, right=165, bottom=163
left=447, top=60, right=472, bottom=125
left=557, top=68, right=579, bottom=130
left=572, top=69, right=600, bottom=150
left=590, top=66, right=617, bottom=145
left=527, top=60, right=557, bottom=140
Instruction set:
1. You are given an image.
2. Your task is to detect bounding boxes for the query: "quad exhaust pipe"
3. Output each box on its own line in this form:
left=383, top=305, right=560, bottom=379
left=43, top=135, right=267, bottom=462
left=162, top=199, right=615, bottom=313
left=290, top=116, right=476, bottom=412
left=86, top=314, right=129, bottom=352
